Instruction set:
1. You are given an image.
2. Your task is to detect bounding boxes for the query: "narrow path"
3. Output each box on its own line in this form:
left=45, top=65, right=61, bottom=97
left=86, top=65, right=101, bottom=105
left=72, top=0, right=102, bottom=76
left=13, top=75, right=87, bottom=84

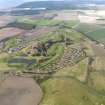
left=85, top=57, right=94, bottom=84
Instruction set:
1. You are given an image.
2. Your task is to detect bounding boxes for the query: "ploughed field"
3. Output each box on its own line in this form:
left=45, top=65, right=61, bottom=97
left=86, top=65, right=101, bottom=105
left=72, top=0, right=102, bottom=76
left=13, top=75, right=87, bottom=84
left=0, top=28, right=25, bottom=41
left=0, top=76, right=42, bottom=105
left=0, top=16, right=16, bottom=27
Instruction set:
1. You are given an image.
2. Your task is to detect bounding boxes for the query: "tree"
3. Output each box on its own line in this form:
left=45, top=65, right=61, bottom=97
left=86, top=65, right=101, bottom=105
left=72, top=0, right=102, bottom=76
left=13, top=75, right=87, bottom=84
left=37, top=42, right=47, bottom=56
left=60, top=34, right=65, bottom=42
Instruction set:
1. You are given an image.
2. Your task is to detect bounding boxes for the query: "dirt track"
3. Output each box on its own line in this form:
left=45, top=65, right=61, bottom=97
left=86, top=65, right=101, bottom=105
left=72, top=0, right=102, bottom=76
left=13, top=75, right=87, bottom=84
left=0, top=76, right=42, bottom=105
left=90, top=41, right=105, bottom=56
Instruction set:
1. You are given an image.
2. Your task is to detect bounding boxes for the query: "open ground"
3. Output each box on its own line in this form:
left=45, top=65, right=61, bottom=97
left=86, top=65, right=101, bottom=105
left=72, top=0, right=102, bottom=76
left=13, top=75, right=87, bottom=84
left=0, top=9, right=105, bottom=105
left=0, top=76, right=42, bottom=105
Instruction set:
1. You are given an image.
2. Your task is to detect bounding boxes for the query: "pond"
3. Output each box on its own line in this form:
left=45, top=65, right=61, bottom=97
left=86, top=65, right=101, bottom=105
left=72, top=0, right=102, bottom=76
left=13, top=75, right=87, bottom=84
left=8, top=57, right=36, bottom=65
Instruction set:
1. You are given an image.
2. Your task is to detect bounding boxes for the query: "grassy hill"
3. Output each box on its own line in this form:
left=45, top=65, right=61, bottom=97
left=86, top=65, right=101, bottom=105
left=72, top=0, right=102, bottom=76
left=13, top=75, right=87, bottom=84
left=40, top=58, right=105, bottom=105
left=17, top=1, right=78, bottom=10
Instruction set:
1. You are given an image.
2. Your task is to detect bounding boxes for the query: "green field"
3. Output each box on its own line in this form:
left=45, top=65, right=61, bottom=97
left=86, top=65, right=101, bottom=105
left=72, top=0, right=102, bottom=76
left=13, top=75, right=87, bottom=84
left=89, top=71, right=105, bottom=93
left=40, top=58, right=105, bottom=105
left=7, top=16, right=62, bottom=29
left=1, top=15, right=105, bottom=105
left=0, top=27, right=82, bottom=71
left=16, top=17, right=61, bottom=26
left=74, top=23, right=102, bottom=33
left=74, top=23, right=105, bottom=43
left=86, top=28, right=105, bottom=43
left=64, top=20, right=80, bottom=28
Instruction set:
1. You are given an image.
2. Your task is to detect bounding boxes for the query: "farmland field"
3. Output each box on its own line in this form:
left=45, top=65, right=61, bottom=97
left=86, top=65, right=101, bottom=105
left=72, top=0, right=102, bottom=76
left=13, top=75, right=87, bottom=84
left=1, top=7, right=105, bottom=105
left=74, top=23, right=105, bottom=43
left=0, top=76, right=42, bottom=105
left=86, top=28, right=105, bottom=43
left=0, top=16, right=16, bottom=27
left=88, top=71, right=105, bottom=94
left=40, top=58, right=105, bottom=105
left=15, top=17, right=62, bottom=26
left=53, top=11, right=78, bottom=21
left=74, top=23, right=102, bottom=33
left=0, top=28, right=25, bottom=41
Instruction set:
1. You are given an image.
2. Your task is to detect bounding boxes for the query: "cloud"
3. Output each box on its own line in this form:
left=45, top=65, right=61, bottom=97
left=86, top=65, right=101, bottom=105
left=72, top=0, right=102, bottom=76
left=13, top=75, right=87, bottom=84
left=0, top=0, right=39, bottom=9
left=0, top=0, right=25, bottom=9
left=0, top=0, right=105, bottom=9
left=0, top=0, right=53, bottom=9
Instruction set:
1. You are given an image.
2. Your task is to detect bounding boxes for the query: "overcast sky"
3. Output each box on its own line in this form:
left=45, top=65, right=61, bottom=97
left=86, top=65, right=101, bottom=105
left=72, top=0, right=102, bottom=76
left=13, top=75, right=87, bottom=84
left=0, top=0, right=104, bottom=9
left=0, top=0, right=44, bottom=9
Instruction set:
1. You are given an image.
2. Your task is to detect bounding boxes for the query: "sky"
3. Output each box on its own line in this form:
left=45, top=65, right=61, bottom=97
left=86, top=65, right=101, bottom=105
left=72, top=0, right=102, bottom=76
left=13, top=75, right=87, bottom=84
left=0, top=0, right=40, bottom=9
left=0, top=0, right=104, bottom=9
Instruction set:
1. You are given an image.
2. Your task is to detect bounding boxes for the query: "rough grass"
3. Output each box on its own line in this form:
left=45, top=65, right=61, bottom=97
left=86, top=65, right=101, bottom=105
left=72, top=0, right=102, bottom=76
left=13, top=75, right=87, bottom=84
left=40, top=69, right=105, bottom=105
left=92, top=57, right=105, bottom=71
left=89, top=71, right=105, bottom=94
left=0, top=25, right=83, bottom=71
left=54, top=58, right=88, bottom=82
left=0, top=53, right=16, bottom=71
left=57, top=29, right=83, bottom=43
left=4, top=37, right=18, bottom=50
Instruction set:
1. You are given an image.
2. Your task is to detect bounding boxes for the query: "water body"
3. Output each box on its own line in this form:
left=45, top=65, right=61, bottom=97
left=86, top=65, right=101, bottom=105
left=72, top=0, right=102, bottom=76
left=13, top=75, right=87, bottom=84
left=14, top=8, right=46, bottom=11
left=8, top=58, right=36, bottom=65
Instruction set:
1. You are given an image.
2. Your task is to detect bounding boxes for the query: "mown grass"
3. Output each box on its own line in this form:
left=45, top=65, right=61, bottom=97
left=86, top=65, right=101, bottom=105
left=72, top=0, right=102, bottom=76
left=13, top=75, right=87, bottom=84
left=16, top=17, right=61, bottom=26
left=0, top=23, right=83, bottom=71
left=65, top=20, right=80, bottom=28
left=39, top=43, right=64, bottom=69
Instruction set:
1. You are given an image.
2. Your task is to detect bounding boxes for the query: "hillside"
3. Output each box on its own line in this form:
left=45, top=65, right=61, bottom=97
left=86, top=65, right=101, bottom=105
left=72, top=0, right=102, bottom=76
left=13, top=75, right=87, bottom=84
left=17, top=1, right=78, bottom=10
left=17, top=0, right=105, bottom=10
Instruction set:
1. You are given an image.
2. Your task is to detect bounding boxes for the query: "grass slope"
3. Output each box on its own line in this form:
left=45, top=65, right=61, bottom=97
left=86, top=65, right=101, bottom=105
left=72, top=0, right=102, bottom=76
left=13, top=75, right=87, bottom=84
left=74, top=23, right=102, bottom=33
left=40, top=58, right=105, bottom=105
left=86, top=28, right=105, bottom=43
left=89, top=71, right=105, bottom=94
